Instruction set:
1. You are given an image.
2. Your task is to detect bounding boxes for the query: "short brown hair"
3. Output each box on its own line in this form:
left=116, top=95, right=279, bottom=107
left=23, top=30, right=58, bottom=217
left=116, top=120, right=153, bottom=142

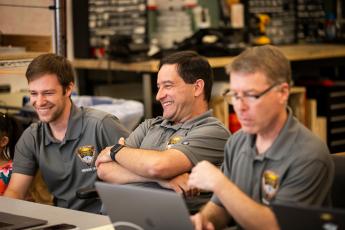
left=227, top=45, right=291, bottom=86
left=26, top=53, right=75, bottom=93
left=159, top=51, right=214, bottom=102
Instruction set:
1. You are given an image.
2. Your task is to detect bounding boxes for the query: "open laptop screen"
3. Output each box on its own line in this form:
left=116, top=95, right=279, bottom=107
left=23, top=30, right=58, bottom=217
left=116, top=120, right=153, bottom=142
left=272, top=203, right=345, bottom=230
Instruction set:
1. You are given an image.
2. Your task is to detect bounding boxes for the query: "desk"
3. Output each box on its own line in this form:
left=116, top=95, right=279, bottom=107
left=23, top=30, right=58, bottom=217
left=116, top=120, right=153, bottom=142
left=0, top=197, right=111, bottom=229
left=72, top=44, right=345, bottom=118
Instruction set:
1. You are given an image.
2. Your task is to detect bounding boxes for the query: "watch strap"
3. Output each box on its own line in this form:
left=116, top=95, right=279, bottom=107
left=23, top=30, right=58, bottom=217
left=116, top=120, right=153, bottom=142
left=110, top=144, right=124, bottom=162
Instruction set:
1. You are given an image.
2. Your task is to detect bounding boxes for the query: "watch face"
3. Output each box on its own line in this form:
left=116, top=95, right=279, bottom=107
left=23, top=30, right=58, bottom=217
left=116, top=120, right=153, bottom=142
left=110, top=144, right=123, bottom=161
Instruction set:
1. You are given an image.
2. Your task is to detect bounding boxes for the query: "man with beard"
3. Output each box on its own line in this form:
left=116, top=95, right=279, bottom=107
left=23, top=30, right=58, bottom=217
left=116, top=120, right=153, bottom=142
left=4, top=54, right=129, bottom=213
left=95, top=51, right=230, bottom=214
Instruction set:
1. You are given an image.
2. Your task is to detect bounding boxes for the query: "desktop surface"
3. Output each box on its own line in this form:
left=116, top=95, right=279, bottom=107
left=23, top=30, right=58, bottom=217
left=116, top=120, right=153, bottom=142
left=0, top=197, right=111, bottom=230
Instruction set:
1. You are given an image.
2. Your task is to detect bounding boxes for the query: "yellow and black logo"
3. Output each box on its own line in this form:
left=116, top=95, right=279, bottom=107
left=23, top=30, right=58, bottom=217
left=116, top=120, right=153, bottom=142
left=167, top=136, right=183, bottom=149
left=76, top=145, right=96, bottom=166
left=262, top=170, right=280, bottom=205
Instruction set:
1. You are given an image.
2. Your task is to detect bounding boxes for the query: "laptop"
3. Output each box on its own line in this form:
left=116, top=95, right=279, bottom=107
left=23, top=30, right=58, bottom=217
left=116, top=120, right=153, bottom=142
left=0, top=212, right=47, bottom=230
left=95, top=182, right=194, bottom=230
left=272, top=203, right=345, bottom=230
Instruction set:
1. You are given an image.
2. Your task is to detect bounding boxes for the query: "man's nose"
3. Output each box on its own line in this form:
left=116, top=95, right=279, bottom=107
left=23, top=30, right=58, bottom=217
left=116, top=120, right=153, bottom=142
left=234, top=97, right=249, bottom=111
left=34, top=94, right=46, bottom=106
left=156, top=88, right=165, bottom=101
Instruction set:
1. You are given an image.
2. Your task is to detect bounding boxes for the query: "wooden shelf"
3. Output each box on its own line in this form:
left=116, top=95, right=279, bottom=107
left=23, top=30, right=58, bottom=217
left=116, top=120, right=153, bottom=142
left=72, top=44, right=345, bottom=73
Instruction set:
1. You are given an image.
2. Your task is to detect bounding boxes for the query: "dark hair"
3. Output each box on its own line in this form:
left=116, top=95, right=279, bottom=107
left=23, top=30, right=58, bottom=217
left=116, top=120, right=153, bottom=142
left=26, top=53, right=75, bottom=93
left=0, top=113, right=22, bottom=160
left=227, top=45, right=292, bottom=86
left=158, top=51, right=214, bottom=102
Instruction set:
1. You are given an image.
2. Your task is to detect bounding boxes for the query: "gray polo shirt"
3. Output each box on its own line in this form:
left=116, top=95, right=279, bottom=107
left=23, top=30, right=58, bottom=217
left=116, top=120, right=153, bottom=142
left=13, top=104, right=129, bottom=213
left=212, top=108, right=334, bottom=213
left=126, top=110, right=230, bottom=213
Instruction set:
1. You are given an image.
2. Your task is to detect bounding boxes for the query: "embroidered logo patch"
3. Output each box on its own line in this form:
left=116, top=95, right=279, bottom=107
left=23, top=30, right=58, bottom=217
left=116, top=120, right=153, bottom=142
left=76, top=145, right=96, bottom=166
left=262, top=170, right=280, bottom=205
left=167, top=136, right=183, bottom=149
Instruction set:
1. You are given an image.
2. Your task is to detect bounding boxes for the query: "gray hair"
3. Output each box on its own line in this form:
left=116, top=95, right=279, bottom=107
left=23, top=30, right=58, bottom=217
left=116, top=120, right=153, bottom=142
left=227, top=45, right=292, bottom=86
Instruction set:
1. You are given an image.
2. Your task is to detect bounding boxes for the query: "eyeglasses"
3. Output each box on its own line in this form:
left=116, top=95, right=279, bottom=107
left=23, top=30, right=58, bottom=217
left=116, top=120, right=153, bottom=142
left=223, top=83, right=279, bottom=104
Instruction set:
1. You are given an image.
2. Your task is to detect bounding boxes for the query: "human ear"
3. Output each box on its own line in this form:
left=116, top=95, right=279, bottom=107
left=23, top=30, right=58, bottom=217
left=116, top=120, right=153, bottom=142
left=65, top=82, right=75, bottom=97
left=279, top=82, right=290, bottom=104
left=194, top=79, right=205, bottom=97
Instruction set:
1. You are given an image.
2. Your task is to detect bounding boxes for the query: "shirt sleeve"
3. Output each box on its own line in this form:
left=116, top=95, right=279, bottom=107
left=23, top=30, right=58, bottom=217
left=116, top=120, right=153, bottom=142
left=98, top=114, right=130, bottom=147
left=172, top=122, right=230, bottom=166
left=125, top=119, right=153, bottom=148
left=12, top=126, right=38, bottom=176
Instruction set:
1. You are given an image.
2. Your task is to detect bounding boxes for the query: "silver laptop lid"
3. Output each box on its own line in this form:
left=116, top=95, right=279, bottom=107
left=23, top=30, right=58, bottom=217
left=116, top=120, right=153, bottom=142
left=95, top=182, right=194, bottom=230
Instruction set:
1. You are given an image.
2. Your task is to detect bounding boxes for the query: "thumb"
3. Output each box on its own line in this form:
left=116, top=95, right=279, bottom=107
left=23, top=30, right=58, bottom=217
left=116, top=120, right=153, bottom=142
left=118, top=137, right=125, bottom=145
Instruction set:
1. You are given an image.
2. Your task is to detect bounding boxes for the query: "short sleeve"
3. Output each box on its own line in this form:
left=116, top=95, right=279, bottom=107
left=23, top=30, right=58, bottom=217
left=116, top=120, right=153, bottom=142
left=172, top=122, right=230, bottom=166
left=13, top=126, right=38, bottom=176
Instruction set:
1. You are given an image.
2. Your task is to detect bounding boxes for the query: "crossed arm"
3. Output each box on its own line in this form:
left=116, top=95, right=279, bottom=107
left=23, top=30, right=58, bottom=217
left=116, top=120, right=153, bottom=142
left=95, top=139, right=195, bottom=194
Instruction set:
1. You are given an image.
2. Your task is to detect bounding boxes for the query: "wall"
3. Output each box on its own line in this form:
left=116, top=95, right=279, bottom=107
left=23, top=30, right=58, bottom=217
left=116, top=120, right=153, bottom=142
left=0, top=0, right=54, bottom=36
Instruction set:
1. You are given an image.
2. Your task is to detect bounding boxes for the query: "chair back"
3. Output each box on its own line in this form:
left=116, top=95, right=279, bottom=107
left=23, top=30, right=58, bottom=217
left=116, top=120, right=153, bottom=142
left=331, top=153, right=345, bottom=208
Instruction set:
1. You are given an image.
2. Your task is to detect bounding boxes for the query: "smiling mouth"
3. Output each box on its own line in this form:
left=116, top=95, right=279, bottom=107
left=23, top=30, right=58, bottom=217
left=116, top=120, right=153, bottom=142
left=36, top=107, right=52, bottom=114
left=162, top=101, right=173, bottom=107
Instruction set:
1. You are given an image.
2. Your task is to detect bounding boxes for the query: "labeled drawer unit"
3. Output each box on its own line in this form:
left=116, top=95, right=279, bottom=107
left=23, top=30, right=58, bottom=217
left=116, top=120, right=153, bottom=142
left=328, top=89, right=345, bottom=152
left=299, top=82, right=345, bottom=153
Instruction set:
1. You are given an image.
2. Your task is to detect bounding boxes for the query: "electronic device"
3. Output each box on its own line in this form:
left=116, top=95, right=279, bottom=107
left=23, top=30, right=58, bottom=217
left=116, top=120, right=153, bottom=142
left=95, top=182, right=194, bottom=230
left=0, top=211, right=47, bottom=230
left=273, top=203, right=345, bottom=230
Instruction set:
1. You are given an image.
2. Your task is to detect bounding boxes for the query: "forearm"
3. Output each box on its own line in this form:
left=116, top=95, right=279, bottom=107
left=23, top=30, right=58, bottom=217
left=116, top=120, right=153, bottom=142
left=97, top=161, right=153, bottom=184
left=214, top=179, right=279, bottom=230
left=4, top=173, right=33, bottom=200
left=116, top=147, right=192, bottom=179
left=4, top=187, right=25, bottom=199
left=201, top=202, right=230, bottom=230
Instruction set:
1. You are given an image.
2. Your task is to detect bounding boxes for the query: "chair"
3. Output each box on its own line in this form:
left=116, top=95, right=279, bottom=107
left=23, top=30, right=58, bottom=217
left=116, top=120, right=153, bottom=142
left=331, top=153, right=345, bottom=209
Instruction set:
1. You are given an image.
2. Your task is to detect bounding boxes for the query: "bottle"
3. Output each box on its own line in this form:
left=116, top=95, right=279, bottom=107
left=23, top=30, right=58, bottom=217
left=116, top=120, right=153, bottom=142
left=325, top=13, right=336, bottom=41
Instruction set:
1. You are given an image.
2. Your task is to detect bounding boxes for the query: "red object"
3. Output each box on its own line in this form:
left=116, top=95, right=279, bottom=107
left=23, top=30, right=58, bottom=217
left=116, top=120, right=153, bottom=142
left=229, top=113, right=241, bottom=133
left=92, top=47, right=106, bottom=59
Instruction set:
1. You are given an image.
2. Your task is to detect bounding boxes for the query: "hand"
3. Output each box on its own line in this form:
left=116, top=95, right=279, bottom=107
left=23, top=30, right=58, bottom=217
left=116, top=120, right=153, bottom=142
left=191, top=213, right=215, bottom=230
left=95, top=146, right=113, bottom=167
left=158, top=173, right=200, bottom=198
left=188, top=161, right=226, bottom=192
left=118, top=137, right=125, bottom=145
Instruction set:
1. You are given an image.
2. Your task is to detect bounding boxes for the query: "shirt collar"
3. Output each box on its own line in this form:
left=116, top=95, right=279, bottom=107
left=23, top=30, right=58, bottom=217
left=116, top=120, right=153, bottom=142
left=160, top=110, right=213, bottom=130
left=245, top=107, right=298, bottom=161
left=44, top=104, right=83, bottom=145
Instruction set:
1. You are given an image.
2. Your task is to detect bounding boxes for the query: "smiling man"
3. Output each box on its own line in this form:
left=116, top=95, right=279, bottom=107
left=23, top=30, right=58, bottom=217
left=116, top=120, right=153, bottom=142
left=188, top=45, right=334, bottom=230
left=95, top=51, right=230, bottom=213
left=4, top=54, right=129, bottom=213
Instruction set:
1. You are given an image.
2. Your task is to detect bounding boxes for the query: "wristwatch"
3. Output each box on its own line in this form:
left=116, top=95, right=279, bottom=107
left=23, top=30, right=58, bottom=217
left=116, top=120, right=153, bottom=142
left=110, top=144, right=125, bottom=162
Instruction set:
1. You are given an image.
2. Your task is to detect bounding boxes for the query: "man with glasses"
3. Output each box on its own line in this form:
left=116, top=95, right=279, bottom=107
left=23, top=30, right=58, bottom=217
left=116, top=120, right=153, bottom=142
left=188, top=45, right=334, bottom=230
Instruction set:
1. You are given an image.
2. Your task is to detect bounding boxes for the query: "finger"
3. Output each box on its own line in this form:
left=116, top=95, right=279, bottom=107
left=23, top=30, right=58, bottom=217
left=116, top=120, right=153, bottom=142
left=169, top=183, right=182, bottom=194
left=188, top=177, right=196, bottom=188
left=206, top=222, right=215, bottom=230
left=191, top=187, right=200, bottom=197
left=118, top=137, right=125, bottom=145
left=191, top=214, right=202, bottom=230
left=179, top=185, right=191, bottom=198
